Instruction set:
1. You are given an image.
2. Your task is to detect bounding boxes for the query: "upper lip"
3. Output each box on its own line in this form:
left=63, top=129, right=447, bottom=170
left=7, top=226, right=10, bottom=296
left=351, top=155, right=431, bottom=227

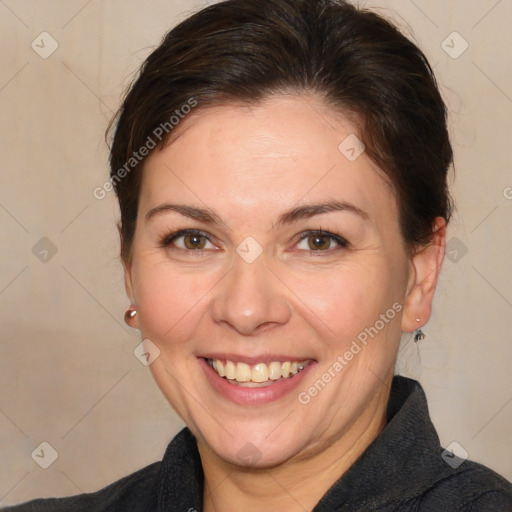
left=199, top=353, right=314, bottom=365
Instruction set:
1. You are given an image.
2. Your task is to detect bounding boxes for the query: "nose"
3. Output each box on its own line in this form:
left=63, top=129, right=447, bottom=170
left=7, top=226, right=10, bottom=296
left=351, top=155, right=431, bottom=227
left=210, top=255, right=292, bottom=336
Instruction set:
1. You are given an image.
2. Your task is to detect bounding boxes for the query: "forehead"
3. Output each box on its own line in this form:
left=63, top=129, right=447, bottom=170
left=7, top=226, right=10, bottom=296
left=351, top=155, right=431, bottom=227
left=139, top=95, right=396, bottom=223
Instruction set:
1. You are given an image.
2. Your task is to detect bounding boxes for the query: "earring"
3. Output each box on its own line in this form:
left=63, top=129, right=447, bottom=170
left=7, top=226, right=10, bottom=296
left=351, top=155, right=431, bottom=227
left=124, top=308, right=137, bottom=325
left=414, top=317, right=425, bottom=342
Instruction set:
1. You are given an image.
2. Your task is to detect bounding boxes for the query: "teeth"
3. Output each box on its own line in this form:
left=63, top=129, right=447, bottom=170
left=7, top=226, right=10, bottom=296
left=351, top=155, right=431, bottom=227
left=224, top=360, right=236, bottom=380
left=251, top=363, right=268, bottom=383
left=207, top=358, right=310, bottom=383
left=216, top=360, right=225, bottom=377
left=281, top=361, right=291, bottom=378
left=268, top=361, right=281, bottom=380
left=235, top=362, right=251, bottom=382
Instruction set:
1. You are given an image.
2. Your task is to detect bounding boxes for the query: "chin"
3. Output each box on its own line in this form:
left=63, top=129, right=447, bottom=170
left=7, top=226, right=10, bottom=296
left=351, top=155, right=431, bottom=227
left=196, top=419, right=312, bottom=469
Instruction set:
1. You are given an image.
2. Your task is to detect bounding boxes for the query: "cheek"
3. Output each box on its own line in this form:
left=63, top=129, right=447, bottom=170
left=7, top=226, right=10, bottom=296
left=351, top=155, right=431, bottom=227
left=284, top=259, right=396, bottom=340
left=133, top=263, right=215, bottom=342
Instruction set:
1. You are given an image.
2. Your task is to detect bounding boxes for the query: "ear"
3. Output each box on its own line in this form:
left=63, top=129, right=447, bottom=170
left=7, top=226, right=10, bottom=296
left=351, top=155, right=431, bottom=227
left=402, top=217, right=446, bottom=333
left=123, top=259, right=139, bottom=330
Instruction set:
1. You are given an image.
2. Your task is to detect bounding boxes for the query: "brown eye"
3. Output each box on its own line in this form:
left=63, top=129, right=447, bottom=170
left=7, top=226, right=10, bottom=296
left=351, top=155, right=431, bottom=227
left=307, top=234, right=332, bottom=250
left=295, top=231, right=348, bottom=252
left=183, top=233, right=207, bottom=250
left=162, top=230, right=215, bottom=251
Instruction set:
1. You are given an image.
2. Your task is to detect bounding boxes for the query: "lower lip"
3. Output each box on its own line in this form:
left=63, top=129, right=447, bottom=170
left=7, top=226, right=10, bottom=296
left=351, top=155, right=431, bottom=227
left=198, top=358, right=315, bottom=406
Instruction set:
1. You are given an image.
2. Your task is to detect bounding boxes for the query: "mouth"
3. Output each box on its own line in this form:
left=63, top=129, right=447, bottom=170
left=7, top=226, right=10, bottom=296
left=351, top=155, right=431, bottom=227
left=205, top=358, right=312, bottom=387
left=198, top=355, right=316, bottom=405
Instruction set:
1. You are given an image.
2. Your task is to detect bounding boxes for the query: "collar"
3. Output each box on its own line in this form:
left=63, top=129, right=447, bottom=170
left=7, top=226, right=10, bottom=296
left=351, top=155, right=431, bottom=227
left=313, top=376, right=443, bottom=510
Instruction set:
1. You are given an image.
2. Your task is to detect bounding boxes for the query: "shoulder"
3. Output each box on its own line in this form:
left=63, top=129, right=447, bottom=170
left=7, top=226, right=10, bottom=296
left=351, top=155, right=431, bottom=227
left=417, top=457, right=512, bottom=511
left=2, top=427, right=202, bottom=512
left=360, top=377, right=512, bottom=511
left=1, top=461, right=161, bottom=512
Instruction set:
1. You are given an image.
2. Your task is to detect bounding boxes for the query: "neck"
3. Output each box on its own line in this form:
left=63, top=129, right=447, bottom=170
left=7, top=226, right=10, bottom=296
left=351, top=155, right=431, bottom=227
left=199, top=386, right=389, bottom=512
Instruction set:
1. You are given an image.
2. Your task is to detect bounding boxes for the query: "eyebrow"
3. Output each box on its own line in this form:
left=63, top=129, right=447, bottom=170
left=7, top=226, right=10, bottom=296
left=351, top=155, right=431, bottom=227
left=144, top=200, right=369, bottom=228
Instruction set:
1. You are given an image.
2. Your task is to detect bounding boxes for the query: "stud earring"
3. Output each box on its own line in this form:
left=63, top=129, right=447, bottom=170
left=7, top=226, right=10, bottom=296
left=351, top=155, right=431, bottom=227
left=124, top=308, right=137, bottom=325
left=414, top=317, right=425, bottom=342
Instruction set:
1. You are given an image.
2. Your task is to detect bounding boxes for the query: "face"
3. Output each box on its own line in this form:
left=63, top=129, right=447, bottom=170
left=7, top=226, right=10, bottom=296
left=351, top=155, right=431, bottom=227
left=124, top=94, right=440, bottom=468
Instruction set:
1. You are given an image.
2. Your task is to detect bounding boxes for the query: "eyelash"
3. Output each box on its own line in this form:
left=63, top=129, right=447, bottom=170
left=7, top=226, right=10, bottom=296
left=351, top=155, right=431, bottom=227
left=159, top=228, right=349, bottom=254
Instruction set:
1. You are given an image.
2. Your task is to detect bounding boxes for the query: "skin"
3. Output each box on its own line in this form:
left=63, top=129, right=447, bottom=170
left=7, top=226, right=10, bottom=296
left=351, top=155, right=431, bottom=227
left=124, top=94, right=446, bottom=512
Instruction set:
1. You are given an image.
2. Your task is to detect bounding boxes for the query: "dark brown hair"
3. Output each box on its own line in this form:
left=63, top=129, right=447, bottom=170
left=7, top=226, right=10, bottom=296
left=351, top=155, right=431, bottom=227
left=107, top=0, right=453, bottom=263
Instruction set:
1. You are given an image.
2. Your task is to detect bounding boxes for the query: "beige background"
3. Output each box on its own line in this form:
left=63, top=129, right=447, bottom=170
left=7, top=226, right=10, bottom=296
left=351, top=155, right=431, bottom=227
left=1, top=0, right=511, bottom=506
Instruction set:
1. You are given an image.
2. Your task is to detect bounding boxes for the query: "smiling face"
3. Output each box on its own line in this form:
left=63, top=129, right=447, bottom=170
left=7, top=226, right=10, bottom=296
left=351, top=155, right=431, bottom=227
left=123, top=94, right=442, bottom=468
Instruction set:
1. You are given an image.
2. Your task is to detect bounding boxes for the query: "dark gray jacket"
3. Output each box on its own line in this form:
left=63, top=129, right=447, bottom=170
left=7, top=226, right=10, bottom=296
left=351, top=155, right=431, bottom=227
left=3, top=377, right=511, bottom=511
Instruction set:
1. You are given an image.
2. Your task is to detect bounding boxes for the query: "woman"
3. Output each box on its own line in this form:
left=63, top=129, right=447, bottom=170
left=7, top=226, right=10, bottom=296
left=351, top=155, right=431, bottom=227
left=5, top=0, right=511, bottom=510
